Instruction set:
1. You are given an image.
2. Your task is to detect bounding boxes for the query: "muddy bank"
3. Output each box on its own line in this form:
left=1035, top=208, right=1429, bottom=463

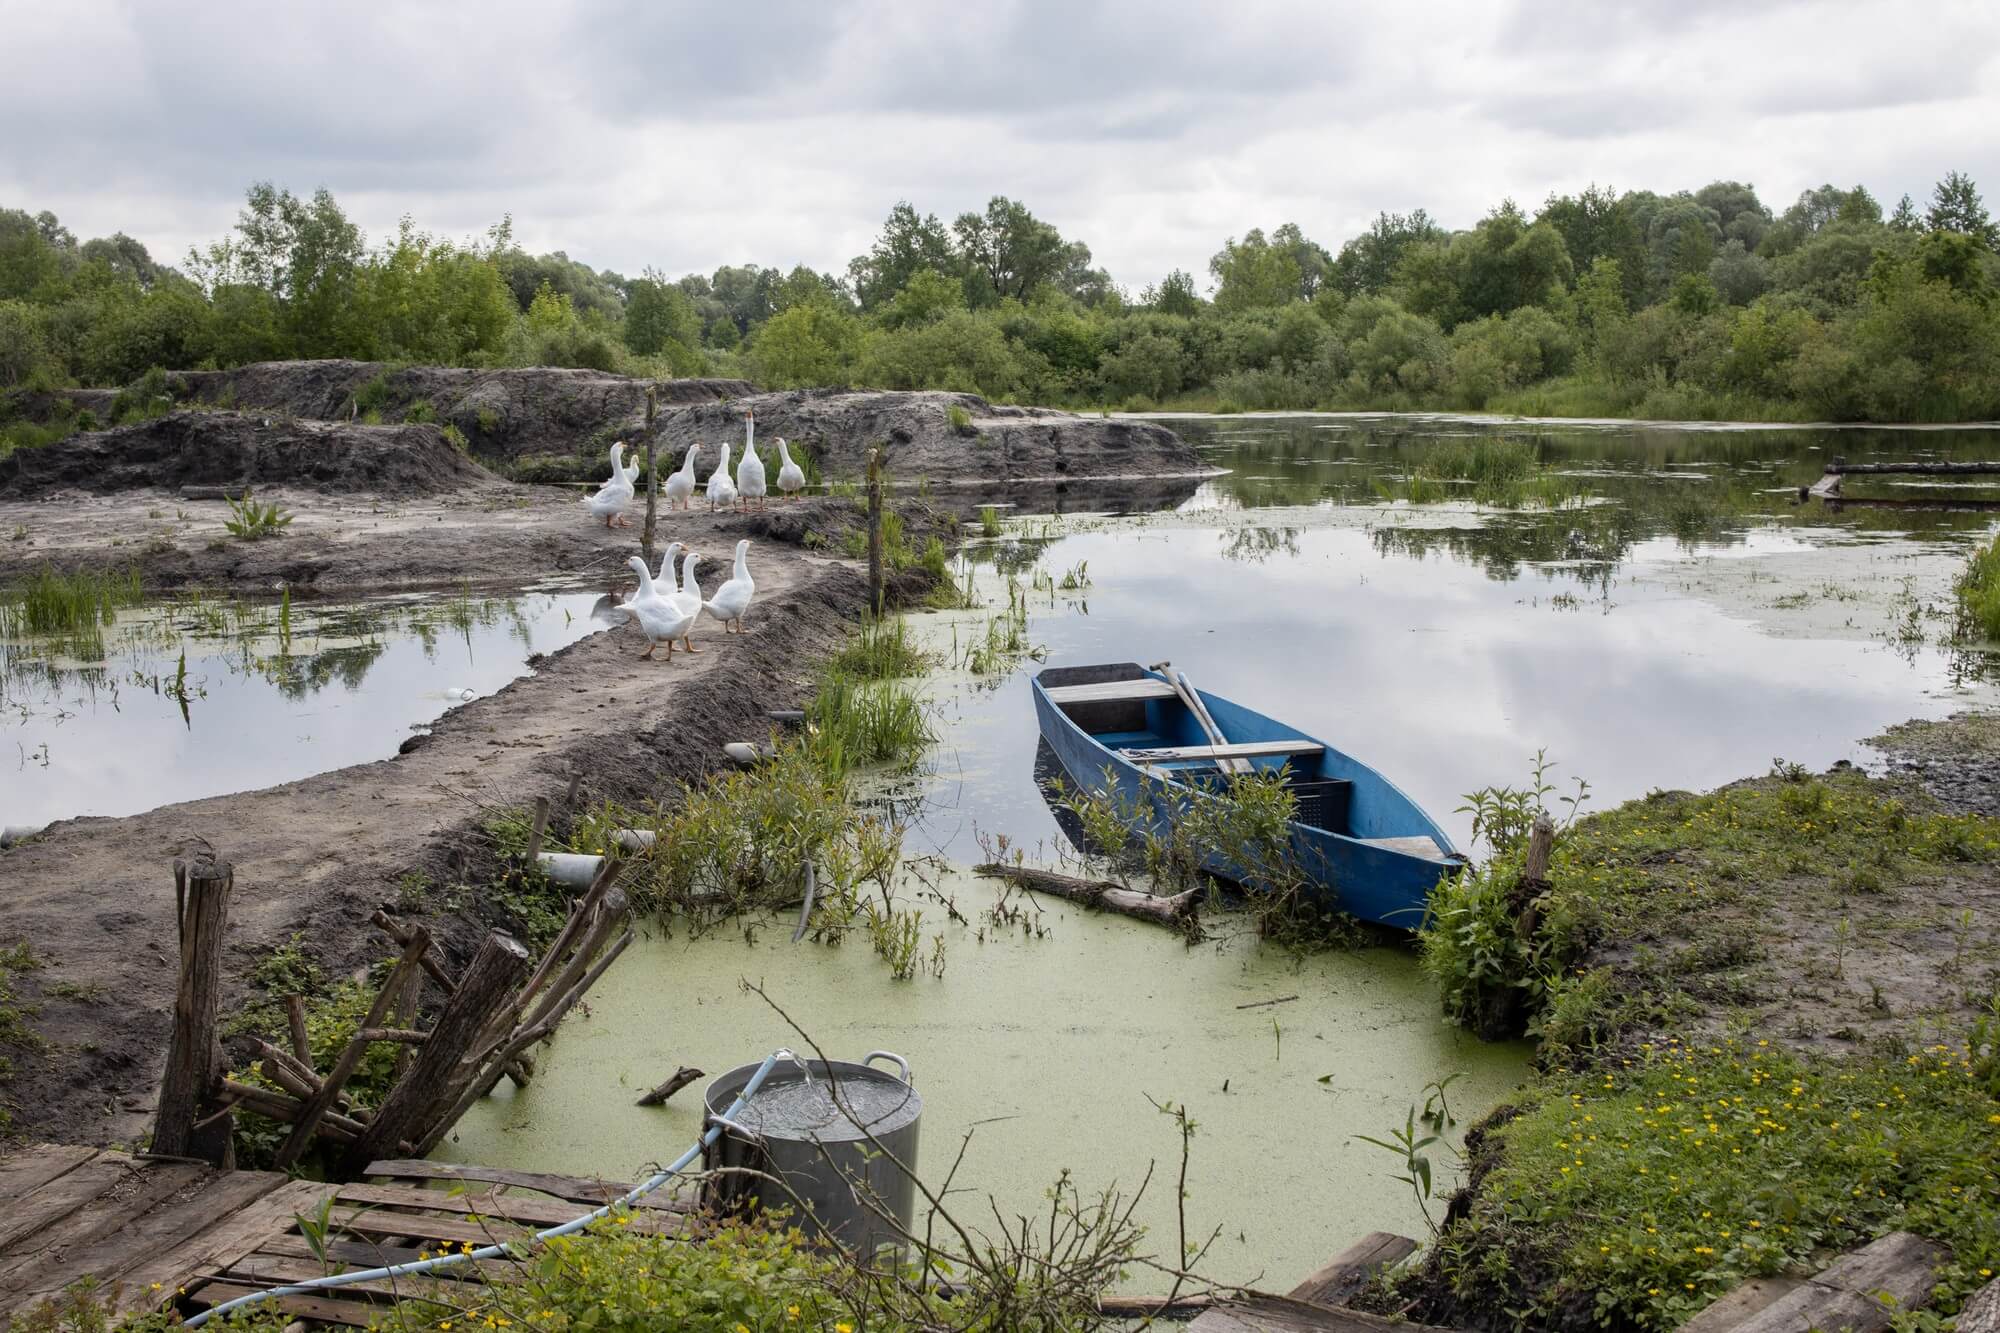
left=0, top=540, right=875, bottom=1148
left=0, top=410, right=495, bottom=500
left=652, top=388, right=1201, bottom=484
left=1871, top=712, right=2000, bottom=817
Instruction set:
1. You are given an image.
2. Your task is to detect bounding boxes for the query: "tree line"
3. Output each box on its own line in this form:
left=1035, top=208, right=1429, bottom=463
left=3, top=172, right=1997, bottom=423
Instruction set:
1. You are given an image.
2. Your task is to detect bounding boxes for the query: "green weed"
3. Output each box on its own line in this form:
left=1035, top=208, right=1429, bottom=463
left=223, top=491, right=294, bottom=540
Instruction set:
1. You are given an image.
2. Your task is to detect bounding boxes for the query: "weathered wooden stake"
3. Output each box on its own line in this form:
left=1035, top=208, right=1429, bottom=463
left=284, top=994, right=311, bottom=1064
left=1522, top=812, right=1555, bottom=885
left=636, top=1066, right=705, bottom=1107
left=524, top=795, right=552, bottom=865
left=154, top=851, right=235, bottom=1166
left=642, top=385, right=659, bottom=565
left=866, top=447, right=884, bottom=616
left=347, top=931, right=532, bottom=1170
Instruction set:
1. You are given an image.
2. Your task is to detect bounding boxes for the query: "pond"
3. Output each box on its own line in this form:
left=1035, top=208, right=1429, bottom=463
left=0, top=586, right=605, bottom=829
left=442, top=413, right=2000, bottom=1288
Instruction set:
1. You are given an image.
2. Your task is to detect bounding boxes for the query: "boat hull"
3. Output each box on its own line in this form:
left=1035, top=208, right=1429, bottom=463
left=1032, top=665, right=1459, bottom=929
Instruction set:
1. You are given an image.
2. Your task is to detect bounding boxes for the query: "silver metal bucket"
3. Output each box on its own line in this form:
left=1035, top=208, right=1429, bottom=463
left=703, top=1051, right=921, bottom=1260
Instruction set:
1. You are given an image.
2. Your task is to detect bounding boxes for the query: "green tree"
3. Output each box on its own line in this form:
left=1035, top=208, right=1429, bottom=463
left=953, top=197, right=1070, bottom=306
left=1331, top=210, right=1445, bottom=297
left=1143, top=269, right=1202, bottom=316
left=847, top=201, right=956, bottom=310
left=879, top=267, right=964, bottom=329
left=1707, top=240, right=1771, bottom=305
left=749, top=300, right=859, bottom=388
left=1271, top=223, right=1333, bottom=300
left=1209, top=229, right=1303, bottom=312
left=624, top=271, right=703, bottom=358
left=0, top=299, right=51, bottom=386
left=1538, top=186, right=1646, bottom=304
left=1889, top=193, right=1921, bottom=232
left=1926, top=170, right=1996, bottom=247
left=187, top=182, right=365, bottom=357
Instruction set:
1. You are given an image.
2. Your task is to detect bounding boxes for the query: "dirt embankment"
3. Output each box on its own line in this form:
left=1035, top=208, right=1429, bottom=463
left=655, top=388, right=1203, bottom=485
left=0, top=411, right=495, bottom=500
left=169, top=361, right=752, bottom=463
left=0, top=528, right=878, bottom=1147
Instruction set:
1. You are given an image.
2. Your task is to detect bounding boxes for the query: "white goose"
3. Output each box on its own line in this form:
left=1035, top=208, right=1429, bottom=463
left=613, top=555, right=695, bottom=660
left=775, top=438, right=805, bottom=501
left=663, top=443, right=700, bottom=511
left=707, top=439, right=737, bottom=513
left=672, top=550, right=705, bottom=654
left=736, top=409, right=767, bottom=511
left=583, top=440, right=637, bottom=528
left=702, top=538, right=756, bottom=633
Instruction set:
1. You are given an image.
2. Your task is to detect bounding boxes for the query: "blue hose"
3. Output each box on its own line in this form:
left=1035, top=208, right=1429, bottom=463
left=183, top=1049, right=793, bottom=1328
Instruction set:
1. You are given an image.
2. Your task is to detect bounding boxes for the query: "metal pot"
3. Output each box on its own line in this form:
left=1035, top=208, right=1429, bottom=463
left=703, top=1051, right=921, bottom=1260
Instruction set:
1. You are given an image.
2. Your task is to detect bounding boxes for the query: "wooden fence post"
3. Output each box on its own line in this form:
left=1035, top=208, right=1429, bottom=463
left=153, top=851, right=234, bottom=1165
left=642, top=385, right=659, bottom=566
left=345, top=930, right=531, bottom=1170
left=866, top=447, right=883, bottom=616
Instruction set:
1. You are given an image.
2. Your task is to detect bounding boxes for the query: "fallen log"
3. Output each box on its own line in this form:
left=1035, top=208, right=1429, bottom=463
left=636, top=1067, right=705, bottom=1107
left=973, top=862, right=1200, bottom=933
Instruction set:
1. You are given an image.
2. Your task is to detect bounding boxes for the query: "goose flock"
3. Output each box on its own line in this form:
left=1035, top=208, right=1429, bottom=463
left=585, top=408, right=790, bottom=661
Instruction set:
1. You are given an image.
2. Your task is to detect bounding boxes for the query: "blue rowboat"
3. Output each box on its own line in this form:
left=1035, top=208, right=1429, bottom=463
left=1031, top=662, right=1464, bottom=929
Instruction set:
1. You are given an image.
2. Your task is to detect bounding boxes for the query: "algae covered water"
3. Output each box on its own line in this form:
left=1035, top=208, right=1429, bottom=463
left=439, top=873, right=1526, bottom=1289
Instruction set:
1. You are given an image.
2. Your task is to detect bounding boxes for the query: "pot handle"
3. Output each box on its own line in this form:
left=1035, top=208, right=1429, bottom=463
left=863, top=1050, right=913, bottom=1084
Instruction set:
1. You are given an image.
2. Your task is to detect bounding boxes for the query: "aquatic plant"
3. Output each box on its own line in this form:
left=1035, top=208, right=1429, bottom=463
left=807, top=668, right=934, bottom=770
left=589, top=740, right=903, bottom=933
left=1953, top=536, right=2000, bottom=640
left=223, top=491, right=295, bottom=540
left=827, top=616, right=928, bottom=680
left=1352, top=1073, right=1463, bottom=1235
left=0, top=566, right=142, bottom=640
left=1387, top=436, right=1582, bottom=509
left=978, top=504, right=1002, bottom=537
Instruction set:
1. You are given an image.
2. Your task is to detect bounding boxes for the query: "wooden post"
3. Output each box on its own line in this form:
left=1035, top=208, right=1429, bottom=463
left=642, top=386, right=659, bottom=565
left=524, top=795, right=552, bottom=866
left=346, top=930, right=532, bottom=1170
left=154, top=851, right=235, bottom=1165
left=866, top=447, right=883, bottom=616
left=1522, top=812, right=1554, bottom=885
left=284, top=994, right=311, bottom=1064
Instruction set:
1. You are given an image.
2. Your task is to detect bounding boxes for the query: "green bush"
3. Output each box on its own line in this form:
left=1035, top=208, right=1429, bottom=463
left=1955, top=537, right=2000, bottom=640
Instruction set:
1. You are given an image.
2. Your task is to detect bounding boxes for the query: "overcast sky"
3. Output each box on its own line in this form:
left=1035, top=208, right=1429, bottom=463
left=4, top=0, right=1997, bottom=293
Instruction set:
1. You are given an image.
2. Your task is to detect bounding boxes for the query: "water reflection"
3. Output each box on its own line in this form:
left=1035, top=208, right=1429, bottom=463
left=906, top=415, right=2000, bottom=863
left=2, top=588, right=605, bottom=827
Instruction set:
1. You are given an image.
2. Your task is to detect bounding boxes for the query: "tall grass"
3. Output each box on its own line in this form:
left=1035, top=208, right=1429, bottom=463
left=1390, top=436, right=1579, bottom=508
left=1955, top=537, right=2000, bottom=640
left=0, top=567, right=143, bottom=638
left=807, top=668, right=934, bottom=773
left=829, top=616, right=928, bottom=680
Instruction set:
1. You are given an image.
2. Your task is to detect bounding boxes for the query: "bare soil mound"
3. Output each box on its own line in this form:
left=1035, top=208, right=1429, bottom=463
left=654, top=388, right=1201, bottom=483
left=0, top=410, right=497, bottom=499
left=173, top=361, right=751, bottom=462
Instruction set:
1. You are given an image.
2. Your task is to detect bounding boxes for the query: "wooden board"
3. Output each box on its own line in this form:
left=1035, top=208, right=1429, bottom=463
left=1733, top=1231, right=1947, bottom=1333
left=1044, top=679, right=1177, bottom=704
left=0, top=1144, right=100, bottom=1211
left=1124, top=740, right=1326, bottom=762
left=364, top=1157, right=683, bottom=1211
left=0, top=1152, right=151, bottom=1253
left=1288, top=1232, right=1419, bottom=1307
left=0, top=1161, right=213, bottom=1294
left=182, top=1282, right=378, bottom=1328
left=333, top=1180, right=682, bottom=1234
left=113, top=1178, right=338, bottom=1316
left=1190, top=1293, right=1453, bottom=1333
left=1679, top=1276, right=1808, bottom=1333
left=0, top=1167, right=287, bottom=1316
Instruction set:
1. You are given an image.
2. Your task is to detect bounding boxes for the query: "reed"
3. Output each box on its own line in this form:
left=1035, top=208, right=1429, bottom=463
left=0, top=566, right=143, bottom=638
left=807, top=668, right=934, bottom=772
left=828, top=616, right=928, bottom=681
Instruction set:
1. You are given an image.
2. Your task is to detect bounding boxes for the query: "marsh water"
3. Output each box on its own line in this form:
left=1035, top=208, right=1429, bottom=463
left=0, top=587, right=604, bottom=828
left=444, top=415, right=2000, bottom=1289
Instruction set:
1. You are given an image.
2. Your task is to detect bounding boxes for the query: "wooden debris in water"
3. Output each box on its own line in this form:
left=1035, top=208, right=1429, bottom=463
left=973, top=861, right=1200, bottom=934
left=635, top=1066, right=706, bottom=1107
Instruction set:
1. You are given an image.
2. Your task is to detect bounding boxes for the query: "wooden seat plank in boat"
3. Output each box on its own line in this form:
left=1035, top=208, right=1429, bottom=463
left=1123, top=740, right=1326, bottom=762
left=1044, top=679, right=1179, bottom=705
left=1356, top=836, right=1450, bottom=862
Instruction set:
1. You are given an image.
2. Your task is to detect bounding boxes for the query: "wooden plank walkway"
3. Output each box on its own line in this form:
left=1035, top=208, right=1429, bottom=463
left=0, top=1145, right=688, bottom=1328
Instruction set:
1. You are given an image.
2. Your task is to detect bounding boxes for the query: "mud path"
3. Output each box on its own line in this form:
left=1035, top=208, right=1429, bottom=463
left=0, top=482, right=878, bottom=1146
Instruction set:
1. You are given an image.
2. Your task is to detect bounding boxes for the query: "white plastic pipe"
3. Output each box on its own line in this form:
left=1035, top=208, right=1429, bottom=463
left=182, top=1048, right=796, bottom=1328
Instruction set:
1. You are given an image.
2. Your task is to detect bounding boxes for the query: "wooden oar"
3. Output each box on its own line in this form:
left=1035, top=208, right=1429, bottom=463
left=1148, top=661, right=1251, bottom=775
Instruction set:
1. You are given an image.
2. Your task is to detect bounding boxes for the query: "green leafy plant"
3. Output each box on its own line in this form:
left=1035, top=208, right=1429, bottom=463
left=1353, top=1073, right=1462, bottom=1233
left=223, top=491, right=294, bottom=540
